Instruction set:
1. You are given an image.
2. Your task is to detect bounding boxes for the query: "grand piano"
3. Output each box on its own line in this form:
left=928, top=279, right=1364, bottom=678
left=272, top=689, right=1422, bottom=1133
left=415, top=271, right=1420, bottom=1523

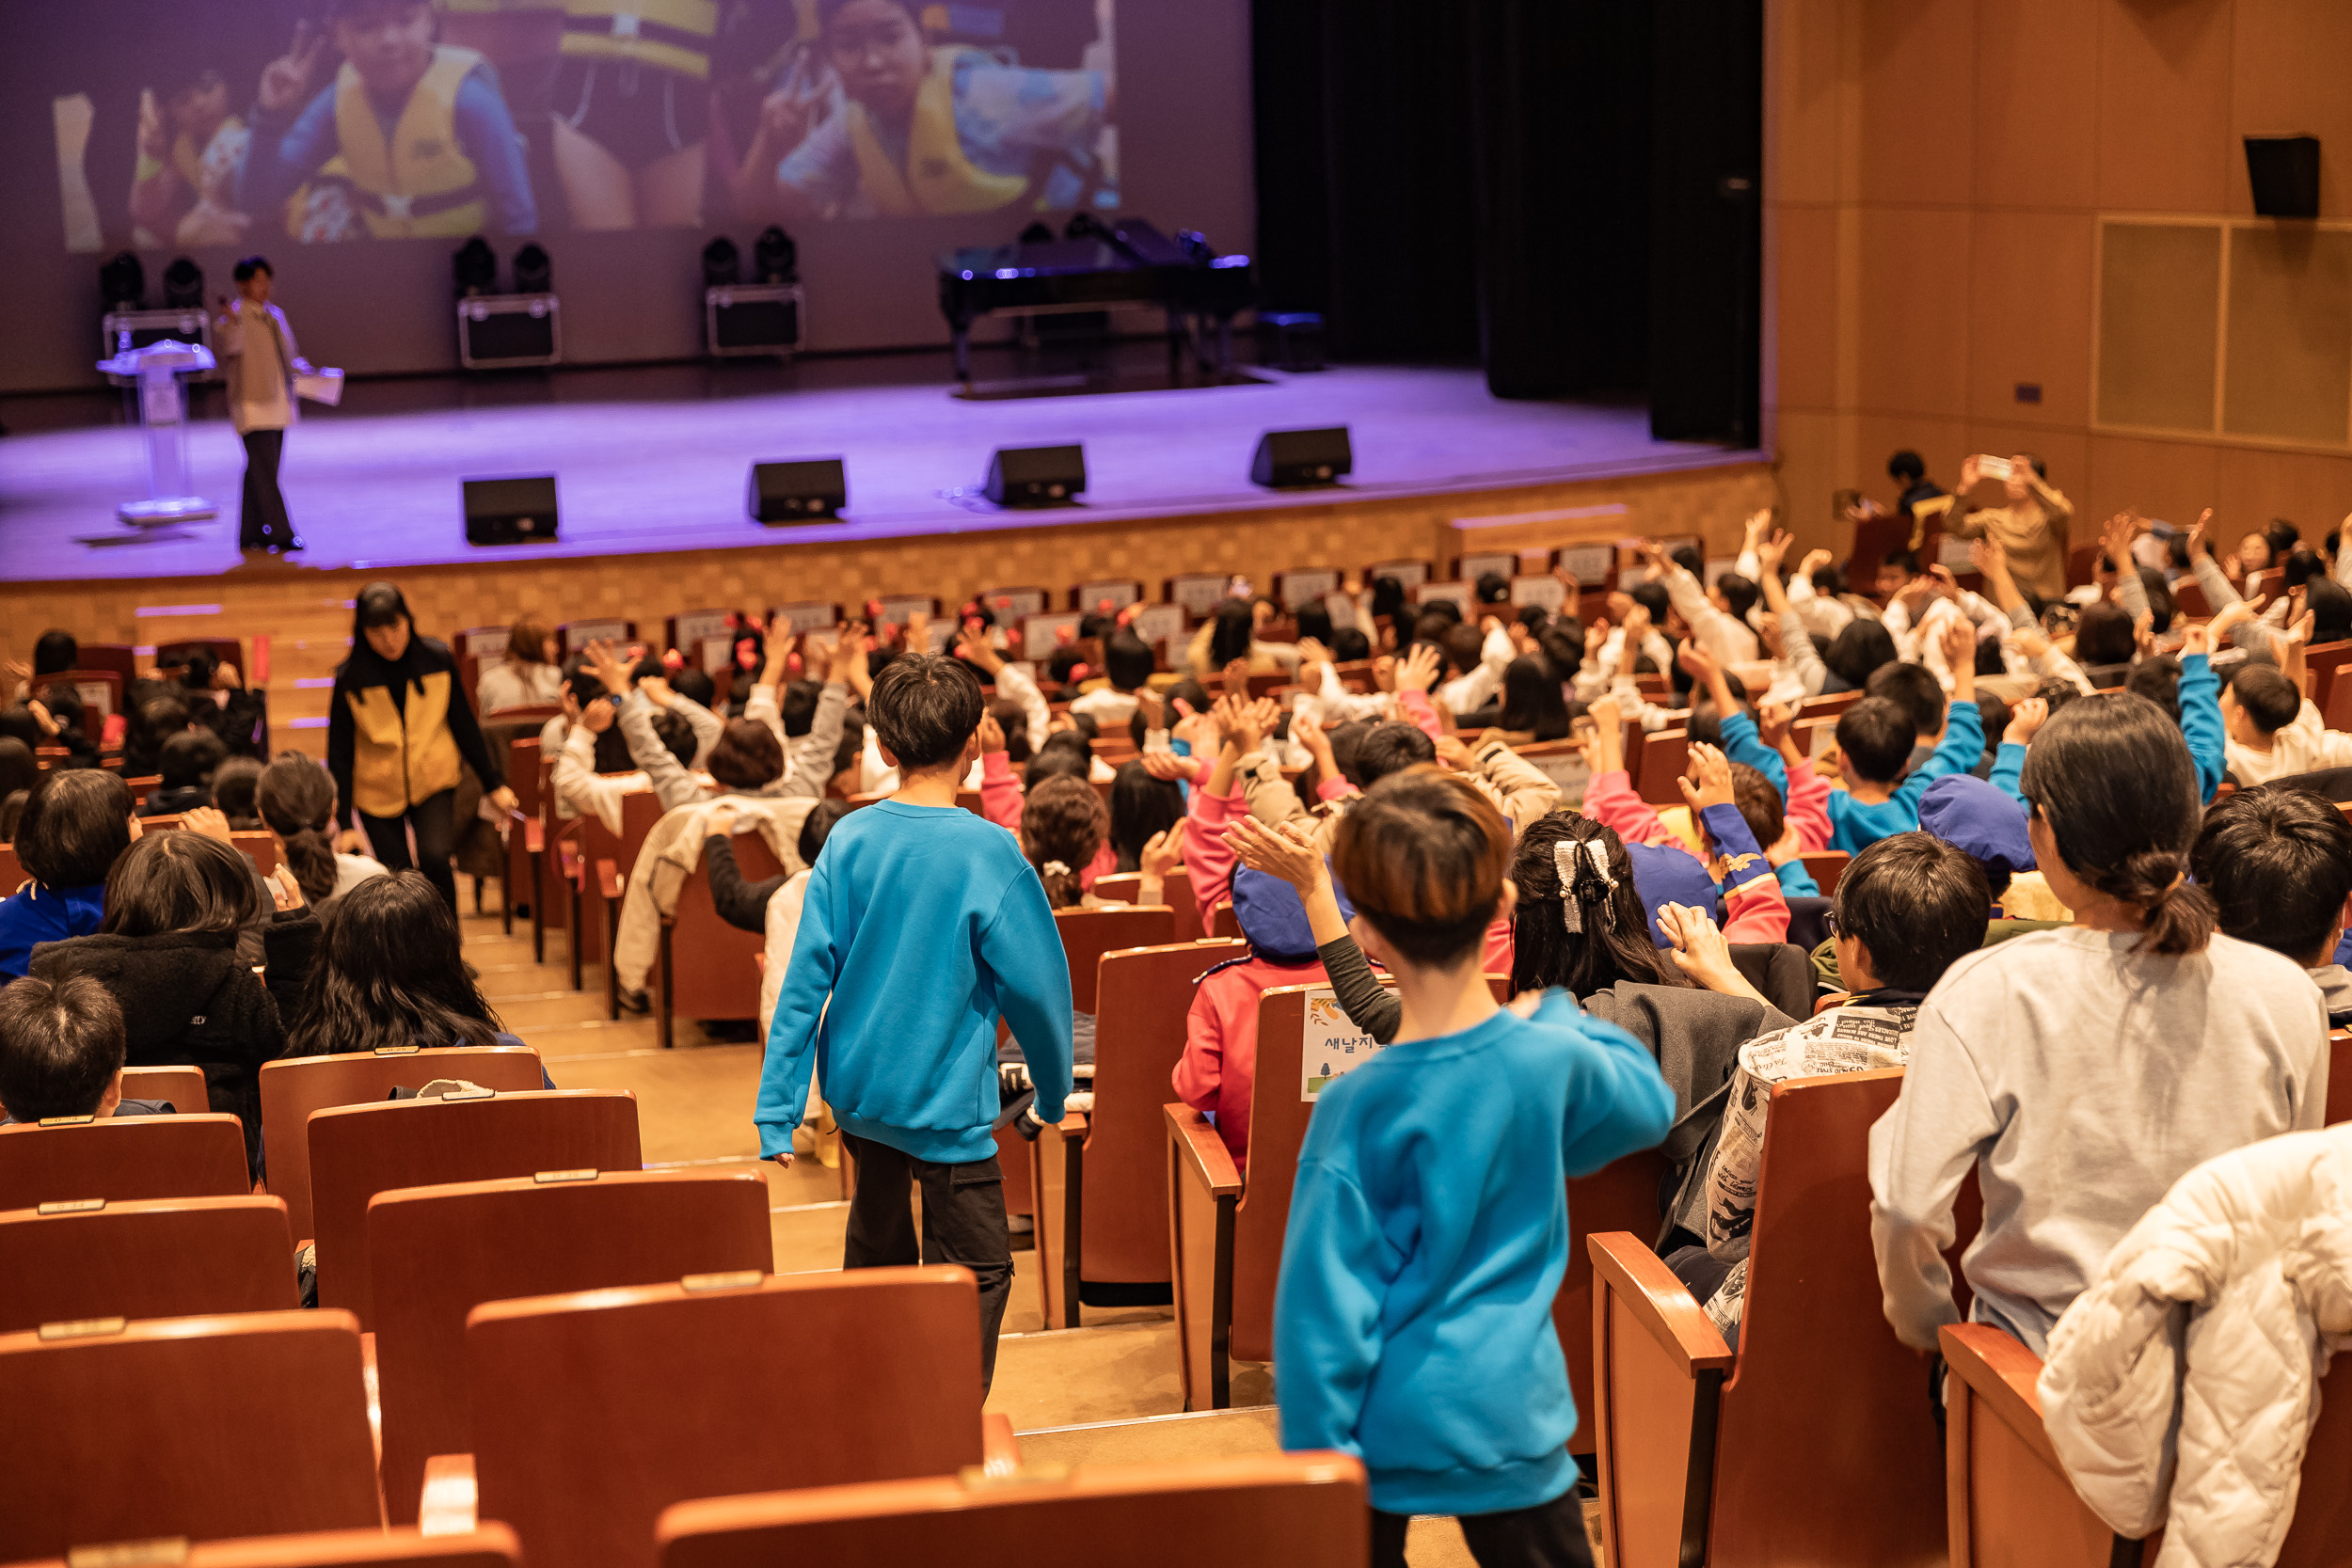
left=936, top=217, right=1254, bottom=383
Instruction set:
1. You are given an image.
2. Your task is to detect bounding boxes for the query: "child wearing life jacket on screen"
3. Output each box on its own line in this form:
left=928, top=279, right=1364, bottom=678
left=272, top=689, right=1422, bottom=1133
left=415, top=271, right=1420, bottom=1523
left=738, top=0, right=1114, bottom=224
left=131, top=67, right=252, bottom=248
left=236, top=0, right=538, bottom=242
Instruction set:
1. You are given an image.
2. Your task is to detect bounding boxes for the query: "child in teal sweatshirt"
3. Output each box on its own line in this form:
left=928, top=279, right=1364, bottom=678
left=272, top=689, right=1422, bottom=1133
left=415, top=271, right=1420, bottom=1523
left=1273, top=767, right=1674, bottom=1565
left=1824, top=619, right=1984, bottom=853
left=759, top=654, right=1072, bottom=1393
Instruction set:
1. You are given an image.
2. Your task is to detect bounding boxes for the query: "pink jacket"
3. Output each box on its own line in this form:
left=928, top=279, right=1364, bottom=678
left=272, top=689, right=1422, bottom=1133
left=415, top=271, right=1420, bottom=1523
left=1176, top=952, right=1327, bottom=1172
left=1580, top=770, right=1791, bottom=942
left=1783, top=756, right=1833, bottom=852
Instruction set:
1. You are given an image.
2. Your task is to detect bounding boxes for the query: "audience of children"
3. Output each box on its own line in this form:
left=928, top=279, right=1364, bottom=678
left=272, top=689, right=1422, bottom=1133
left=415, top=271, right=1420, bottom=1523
left=0, top=770, right=136, bottom=982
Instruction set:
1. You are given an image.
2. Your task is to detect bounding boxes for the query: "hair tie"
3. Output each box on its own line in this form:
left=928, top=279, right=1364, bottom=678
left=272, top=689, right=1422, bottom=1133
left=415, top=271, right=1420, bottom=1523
left=1041, top=861, right=1072, bottom=879
left=1552, top=839, right=1616, bottom=934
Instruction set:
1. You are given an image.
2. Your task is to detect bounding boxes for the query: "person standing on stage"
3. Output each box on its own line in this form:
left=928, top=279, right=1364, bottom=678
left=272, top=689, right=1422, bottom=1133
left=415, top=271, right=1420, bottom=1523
left=327, top=583, right=517, bottom=911
left=214, top=256, right=310, bottom=554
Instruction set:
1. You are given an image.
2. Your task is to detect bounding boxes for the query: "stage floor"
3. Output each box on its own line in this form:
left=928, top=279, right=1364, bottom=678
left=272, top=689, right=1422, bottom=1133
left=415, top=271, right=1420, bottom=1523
left=0, top=352, right=1747, bottom=584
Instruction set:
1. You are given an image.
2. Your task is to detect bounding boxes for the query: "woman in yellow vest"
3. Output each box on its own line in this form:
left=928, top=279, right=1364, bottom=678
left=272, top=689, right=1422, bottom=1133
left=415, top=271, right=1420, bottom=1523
left=742, top=0, right=1111, bottom=224
left=551, top=0, right=714, bottom=228
left=326, top=584, right=517, bottom=911
left=236, top=0, right=539, bottom=243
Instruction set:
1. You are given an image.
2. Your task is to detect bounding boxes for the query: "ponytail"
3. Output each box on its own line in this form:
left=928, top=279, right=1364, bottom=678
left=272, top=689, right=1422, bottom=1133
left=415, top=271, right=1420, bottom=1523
left=2090, top=847, right=2217, bottom=957
left=1508, top=811, right=1687, bottom=996
left=1019, top=776, right=1107, bottom=913
left=282, top=826, right=340, bottom=906
left=1037, top=860, right=1084, bottom=910
left=255, top=752, right=346, bottom=907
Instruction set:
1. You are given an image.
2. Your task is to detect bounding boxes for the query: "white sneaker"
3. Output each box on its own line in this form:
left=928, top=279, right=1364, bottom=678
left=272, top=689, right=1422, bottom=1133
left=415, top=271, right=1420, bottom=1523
left=1007, top=1213, right=1035, bottom=1235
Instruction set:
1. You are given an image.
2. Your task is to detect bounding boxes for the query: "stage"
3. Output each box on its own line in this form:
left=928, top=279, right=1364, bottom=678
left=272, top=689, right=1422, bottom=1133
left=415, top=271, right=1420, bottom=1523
left=0, top=352, right=1750, bottom=583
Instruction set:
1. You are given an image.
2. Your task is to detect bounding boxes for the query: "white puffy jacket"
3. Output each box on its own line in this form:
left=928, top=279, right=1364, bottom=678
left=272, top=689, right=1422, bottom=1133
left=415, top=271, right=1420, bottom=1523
left=2038, top=1125, right=2352, bottom=1568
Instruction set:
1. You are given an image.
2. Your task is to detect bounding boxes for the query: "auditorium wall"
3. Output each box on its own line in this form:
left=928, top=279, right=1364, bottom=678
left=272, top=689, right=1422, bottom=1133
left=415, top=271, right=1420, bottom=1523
left=0, top=1, right=1254, bottom=395
left=1765, top=0, right=2352, bottom=552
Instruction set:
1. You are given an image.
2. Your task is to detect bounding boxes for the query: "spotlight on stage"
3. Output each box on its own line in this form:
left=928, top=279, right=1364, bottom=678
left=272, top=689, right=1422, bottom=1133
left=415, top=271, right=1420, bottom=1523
left=985, top=444, right=1087, bottom=507
left=512, top=243, right=553, bottom=294
left=707, top=232, right=803, bottom=358
left=453, top=236, right=497, bottom=297
left=747, top=458, right=847, bottom=522
left=99, top=251, right=146, bottom=311
left=702, top=236, right=740, bottom=289
left=162, top=257, right=204, bottom=310
left=753, top=226, right=798, bottom=284
left=1250, top=427, right=1352, bottom=489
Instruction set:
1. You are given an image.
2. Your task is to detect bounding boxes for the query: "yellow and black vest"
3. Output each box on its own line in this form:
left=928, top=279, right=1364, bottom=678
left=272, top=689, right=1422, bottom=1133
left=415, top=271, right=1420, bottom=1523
left=846, top=47, right=1030, bottom=216
left=560, top=0, right=717, bottom=80
left=296, top=46, right=487, bottom=239
left=343, top=670, right=465, bottom=817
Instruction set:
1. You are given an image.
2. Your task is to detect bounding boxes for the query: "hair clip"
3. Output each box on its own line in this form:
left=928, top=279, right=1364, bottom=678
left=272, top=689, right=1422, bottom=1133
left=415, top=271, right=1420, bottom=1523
left=1041, top=860, right=1072, bottom=878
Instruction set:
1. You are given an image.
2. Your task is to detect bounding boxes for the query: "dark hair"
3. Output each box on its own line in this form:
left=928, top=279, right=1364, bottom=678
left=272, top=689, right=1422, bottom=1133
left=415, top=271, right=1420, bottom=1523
left=1329, top=627, right=1372, bottom=661
left=1974, top=694, right=2012, bottom=757
left=2309, top=579, right=2352, bottom=645
left=1714, top=572, right=1759, bottom=622
left=1726, top=762, right=1785, bottom=854
left=1475, top=572, right=1512, bottom=606
left=707, top=719, right=785, bottom=790
left=1209, top=601, right=1256, bottom=668
left=231, top=255, right=272, bottom=282
left=1887, top=450, right=1925, bottom=483
left=257, top=752, right=342, bottom=904
left=2018, top=691, right=2215, bottom=955
left=1109, top=760, right=1184, bottom=872
left=0, top=974, right=127, bottom=1122
left=1021, top=776, right=1107, bottom=910
left=1509, top=812, right=1686, bottom=995
left=1670, top=544, right=1705, bottom=578
left=986, top=698, right=1034, bottom=764
left=32, top=631, right=79, bottom=676
left=1332, top=768, right=1509, bottom=968
left=798, top=798, right=851, bottom=865
left=1368, top=577, right=1408, bottom=622
left=1025, top=731, right=1092, bottom=790
left=2281, top=548, right=2325, bottom=591
left=645, top=709, right=696, bottom=768
left=2231, top=665, right=2302, bottom=734
left=157, top=727, right=226, bottom=791
left=1628, top=581, right=1671, bottom=625
left=1416, top=599, right=1464, bottom=630
left=1438, top=624, right=1485, bottom=678
left=778, top=680, right=822, bottom=737
left=1294, top=603, right=1335, bottom=646
left=1499, top=656, right=1574, bottom=741
left=1823, top=619, right=1898, bottom=690
left=288, top=871, right=502, bottom=1055
left=0, top=737, right=35, bottom=804
left=1867, top=660, right=1947, bottom=742
left=16, top=770, right=135, bottom=888
left=1104, top=628, right=1155, bottom=692
left=1811, top=561, right=1846, bottom=597
left=211, top=755, right=262, bottom=823
left=1834, top=832, right=1991, bottom=991
left=1836, top=697, right=1918, bottom=785
left=2266, top=518, right=2303, bottom=558
left=2136, top=567, right=2176, bottom=634
left=99, top=830, right=259, bottom=939
left=1045, top=647, right=1088, bottom=687
left=1880, top=547, right=1921, bottom=579
left=1354, top=721, right=1438, bottom=787
left=2073, top=600, right=2136, bottom=668
left=673, top=669, right=716, bottom=709
left=868, top=654, right=982, bottom=771
left=2192, top=786, right=2352, bottom=963
left=2124, top=655, right=2182, bottom=725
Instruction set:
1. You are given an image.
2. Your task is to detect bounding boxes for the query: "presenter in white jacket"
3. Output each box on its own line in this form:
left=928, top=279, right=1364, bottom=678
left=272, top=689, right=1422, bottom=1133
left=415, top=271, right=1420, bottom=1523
left=214, top=255, right=310, bottom=553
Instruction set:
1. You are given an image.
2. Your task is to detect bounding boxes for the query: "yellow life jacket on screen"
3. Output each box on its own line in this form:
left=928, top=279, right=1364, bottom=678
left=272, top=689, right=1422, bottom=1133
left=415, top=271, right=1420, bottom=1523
left=300, top=46, right=487, bottom=239
left=846, top=47, right=1030, bottom=216
left=559, top=0, right=717, bottom=80
left=344, top=672, right=465, bottom=817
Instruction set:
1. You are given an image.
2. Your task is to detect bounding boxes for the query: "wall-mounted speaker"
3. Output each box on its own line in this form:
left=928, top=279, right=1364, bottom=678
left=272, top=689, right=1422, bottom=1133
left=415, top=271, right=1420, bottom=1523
left=985, top=444, right=1086, bottom=506
left=747, top=457, right=846, bottom=523
left=2246, top=135, right=2321, bottom=219
left=1250, top=426, right=1353, bottom=488
left=463, top=475, right=559, bottom=546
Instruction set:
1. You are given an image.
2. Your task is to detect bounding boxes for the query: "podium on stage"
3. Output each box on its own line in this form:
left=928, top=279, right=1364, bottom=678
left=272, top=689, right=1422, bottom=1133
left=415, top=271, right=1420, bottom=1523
left=95, top=337, right=216, bottom=526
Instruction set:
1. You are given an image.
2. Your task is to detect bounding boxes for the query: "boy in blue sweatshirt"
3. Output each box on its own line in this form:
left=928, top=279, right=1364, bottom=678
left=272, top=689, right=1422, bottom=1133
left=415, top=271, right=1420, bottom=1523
left=1274, top=767, right=1674, bottom=1565
left=758, top=654, right=1072, bottom=1393
left=1823, top=617, right=1983, bottom=853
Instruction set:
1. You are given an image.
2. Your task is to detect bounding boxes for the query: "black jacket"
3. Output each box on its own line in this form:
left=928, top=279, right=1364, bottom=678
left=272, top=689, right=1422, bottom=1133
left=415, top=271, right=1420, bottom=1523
left=326, top=636, right=501, bottom=826
left=29, top=911, right=318, bottom=1168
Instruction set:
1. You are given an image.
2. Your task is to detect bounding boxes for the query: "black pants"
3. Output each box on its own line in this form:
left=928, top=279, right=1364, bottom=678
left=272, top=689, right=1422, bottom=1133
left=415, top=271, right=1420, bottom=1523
left=841, top=1131, right=1013, bottom=1395
left=1371, top=1490, right=1596, bottom=1568
left=239, top=428, right=293, bottom=548
left=358, top=788, right=458, bottom=910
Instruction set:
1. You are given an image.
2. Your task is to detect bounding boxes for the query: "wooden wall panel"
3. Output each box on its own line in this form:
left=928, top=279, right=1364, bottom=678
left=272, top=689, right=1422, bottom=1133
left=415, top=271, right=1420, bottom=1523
left=2085, top=433, right=2222, bottom=533
left=1853, top=0, right=1979, bottom=205
left=2096, top=221, right=2223, bottom=433
left=1968, top=212, right=2095, bottom=427
left=2093, top=0, right=2234, bottom=214
left=2228, top=0, right=2352, bottom=217
left=1971, top=0, right=2103, bottom=210
left=2222, top=226, right=2352, bottom=444
left=1851, top=207, right=1975, bottom=420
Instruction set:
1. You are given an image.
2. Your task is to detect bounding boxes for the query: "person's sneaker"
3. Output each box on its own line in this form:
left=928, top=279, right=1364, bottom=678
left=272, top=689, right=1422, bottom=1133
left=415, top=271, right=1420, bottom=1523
left=616, top=987, right=650, bottom=1015
left=1007, top=1214, right=1035, bottom=1235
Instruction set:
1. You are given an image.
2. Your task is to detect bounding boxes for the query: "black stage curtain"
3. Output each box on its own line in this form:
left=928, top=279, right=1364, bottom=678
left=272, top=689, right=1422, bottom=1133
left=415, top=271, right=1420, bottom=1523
left=1252, top=0, right=1756, bottom=432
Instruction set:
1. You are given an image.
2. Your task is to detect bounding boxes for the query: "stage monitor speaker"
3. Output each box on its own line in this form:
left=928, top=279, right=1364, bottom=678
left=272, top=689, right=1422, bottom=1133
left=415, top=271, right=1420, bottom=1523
left=985, top=444, right=1086, bottom=506
left=464, top=475, right=559, bottom=546
left=1250, top=426, right=1352, bottom=488
left=2246, top=135, right=2320, bottom=218
left=748, top=457, right=846, bottom=523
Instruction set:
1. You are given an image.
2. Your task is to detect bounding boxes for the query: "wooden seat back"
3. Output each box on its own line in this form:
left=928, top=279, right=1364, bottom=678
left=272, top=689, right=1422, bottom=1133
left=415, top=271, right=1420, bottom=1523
left=1799, top=849, right=1850, bottom=895
left=0, top=1310, right=381, bottom=1562
left=1553, top=1149, right=1672, bottom=1459
left=1055, top=905, right=1176, bottom=1013
left=663, top=828, right=784, bottom=1030
left=119, top=1063, right=210, bottom=1112
left=653, top=1452, right=1370, bottom=1568
left=1229, top=985, right=1329, bottom=1364
left=1091, top=871, right=1201, bottom=942
left=0, top=843, right=19, bottom=892
left=1636, top=729, right=1691, bottom=806
left=467, top=1269, right=985, bottom=1568
left=2329, top=1030, right=2352, bottom=1127
left=1084, top=942, right=1243, bottom=1283
left=41, top=669, right=123, bottom=721
left=0, top=1114, right=250, bottom=1210
left=309, top=1088, right=642, bottom=1326
left=0, top=1195, right=296, bottom=1335
left=1, top=1526, right=523, bottom=1568
left=370, top=1169, right=772, bottom=1525
left=259, top=1045, right=548, bottom=1244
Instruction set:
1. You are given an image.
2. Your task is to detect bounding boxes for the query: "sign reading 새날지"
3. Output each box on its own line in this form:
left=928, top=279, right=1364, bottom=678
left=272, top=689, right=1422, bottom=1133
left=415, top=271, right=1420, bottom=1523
left=1300, top=987, right=1388, bottom=1101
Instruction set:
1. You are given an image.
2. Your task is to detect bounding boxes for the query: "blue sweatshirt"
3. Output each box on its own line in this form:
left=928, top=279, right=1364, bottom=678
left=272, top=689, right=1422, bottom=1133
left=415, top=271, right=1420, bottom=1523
left=1716, top=709, right=1789, bottom=800
left=2176, top=652, right=2226, bottom=802
left=1826, top=702, right=1984, bottom=853
left=756, top=800, right=1073, bottom=1164
left=1273, top=991, right=1676, bottom=1516
left=0, top=882, right=105, bottom=983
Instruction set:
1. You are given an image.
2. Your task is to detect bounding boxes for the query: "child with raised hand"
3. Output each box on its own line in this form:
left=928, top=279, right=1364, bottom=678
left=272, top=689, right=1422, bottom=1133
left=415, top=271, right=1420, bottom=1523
left=1867, top=691, right=2329, bottom=1357
left=757, top=653, right=1072, bottom=1394
left=1274, top=767, right=1674, bottom=1566
left=1582, top=736, right=1790, bottom=942
left=1823, top=614, right=1984, bottom=852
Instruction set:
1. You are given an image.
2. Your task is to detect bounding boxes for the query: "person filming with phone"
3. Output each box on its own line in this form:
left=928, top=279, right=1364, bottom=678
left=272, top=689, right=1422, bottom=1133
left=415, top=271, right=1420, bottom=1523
left=1942, top=451, right=2074, bottom=604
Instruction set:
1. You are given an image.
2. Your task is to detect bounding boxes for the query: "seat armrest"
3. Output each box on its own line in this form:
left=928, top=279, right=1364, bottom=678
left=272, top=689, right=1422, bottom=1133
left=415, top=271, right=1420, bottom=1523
left=557, top=840, right=582, bottom=883
left=1940, top=1323, right=2055, bottom=1457
left=1057, top=1112, right=1089, bottom=1136
left=524, top=818, right=545, bottom=854
left=979, top=1412, right=1021, bottom=1477
left=419, top=1452, right=478, bottom=1536
left=1587, top=1231, right=1735, bottom=1372
left=1165, top=1103, right=1242, bottom=1197
left=596, top=857, right=622, bottom=900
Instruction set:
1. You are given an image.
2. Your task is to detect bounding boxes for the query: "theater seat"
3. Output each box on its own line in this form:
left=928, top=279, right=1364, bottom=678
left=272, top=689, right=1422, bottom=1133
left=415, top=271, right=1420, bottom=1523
left=0, top=1527, right=522, bottom=1568
left=0, top=1195, right=297, bottom=1335
left=0, top=1310, right=381, bottom=1562
left=118, top=1064, right=209, bottom=1113
left=654, top=1453, right=1369, bottom=1568
left=0, top=1114, right=250, bottom=1211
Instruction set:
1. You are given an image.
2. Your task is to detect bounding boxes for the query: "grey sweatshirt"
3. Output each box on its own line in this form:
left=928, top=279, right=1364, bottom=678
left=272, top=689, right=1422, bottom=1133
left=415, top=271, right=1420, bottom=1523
left=1868, top=927, right=2329, bottom=1356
